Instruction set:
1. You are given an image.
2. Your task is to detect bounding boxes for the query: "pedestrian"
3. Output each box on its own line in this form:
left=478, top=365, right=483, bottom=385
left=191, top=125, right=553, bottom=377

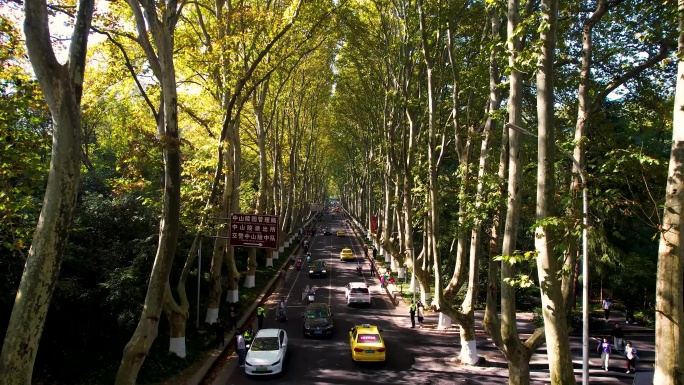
left=228, top=306, right=238, bottom=331
left=256, top=305, right=265, bottom=330
left=611, top=323, right=624, bottom=351
left=597, top=336, right=613, bottom=371
left=409, top=301, right=417, bottom=328
left=279, top=269, right=286, bottom=287
left=372, top=246, right=377, bottom=261
left=603, top=297, right=613, bottom=320
left=214, top=318, right=225, bottom=348
left=380, top=275, right=385, bottom=289
left=236, top=329, right=246, bottom=367
left=363, top=244, right=369, bottom=258
left=625, top=301, right=636, bottom=324
left=417, top=302, right=425, bottom=328
left=624, top=341, right=638, bottom=373
left=369, top=262, right=376, bottom=277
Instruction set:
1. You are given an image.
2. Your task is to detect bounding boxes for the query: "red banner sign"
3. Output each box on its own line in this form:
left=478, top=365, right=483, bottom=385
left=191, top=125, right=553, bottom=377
left=371, top=215, right=378, bottom=232
left=229, top=213, right=279, bottom=249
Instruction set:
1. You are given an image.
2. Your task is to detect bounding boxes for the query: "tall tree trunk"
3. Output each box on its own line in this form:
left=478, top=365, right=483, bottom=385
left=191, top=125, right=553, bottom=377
left=482, top=1, right=546, bottom=383
left=535, top=0, right=574, bottom=382
left=654, top=2, right=684, bottom=382
left=0, top=0, right=93, bottom=380
left=116, top=0, right=182, bottom=381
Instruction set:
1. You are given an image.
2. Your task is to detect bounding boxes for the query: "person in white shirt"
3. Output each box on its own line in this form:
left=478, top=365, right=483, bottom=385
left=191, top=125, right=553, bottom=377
left=624, top=341, right=638, bottom=373
left=602, top=297, right=613, bottom=320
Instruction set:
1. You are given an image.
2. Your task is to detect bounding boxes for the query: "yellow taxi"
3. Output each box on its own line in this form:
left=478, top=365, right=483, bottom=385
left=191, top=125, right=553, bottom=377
left=349, top=324, right=386, bottom=362
left=336, top=229, right=346, bottom=237
left=340, top=248, right=354, bottom=261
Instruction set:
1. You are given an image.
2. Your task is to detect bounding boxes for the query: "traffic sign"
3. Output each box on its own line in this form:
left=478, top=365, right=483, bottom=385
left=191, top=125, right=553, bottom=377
left=229, top=213, right=279, bottom=249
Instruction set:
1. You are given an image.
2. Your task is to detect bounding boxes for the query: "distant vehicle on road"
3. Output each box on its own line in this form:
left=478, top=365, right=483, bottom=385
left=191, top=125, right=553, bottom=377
left=309, top=260, right=328, bottom=278
left=244, top=328, right=288, bottom=376
left=345, top=282, right=371, bottom=306
left=349, top=324, right=386, bottom=362
left=324, top=228, right=333, bottom=236
left=336, top=229, right=345, bottom=236
left=302, top=303, right=334, bottom=337
left=340, top=248, right=354, bottom=261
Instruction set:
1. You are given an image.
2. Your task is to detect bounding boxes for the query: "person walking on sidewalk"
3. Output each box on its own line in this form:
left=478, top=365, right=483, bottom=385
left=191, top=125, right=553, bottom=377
left=409, top=301, right=417, bottom=328
left=417, top=302, right=425, bottom=328
left=214, top=318, right=225, bottom=348
left=597, top=336, right=613, bottom=371
left=228, top=306, right=238, bottom=331
left=256, top=306, right=265, bottom=330
left=236, top=329, right=246, bottom=367
left=369, top=262, right=376, bottom=277
left=611, top=322, right=625, bottom=351
left=603, top=297, right=613, bottom=320
left=624, top=341, right=638, bottom=373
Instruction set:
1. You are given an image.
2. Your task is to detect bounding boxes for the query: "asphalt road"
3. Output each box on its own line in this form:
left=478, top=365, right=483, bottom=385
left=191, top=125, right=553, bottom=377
left=217, top=212, right=464, bottom=385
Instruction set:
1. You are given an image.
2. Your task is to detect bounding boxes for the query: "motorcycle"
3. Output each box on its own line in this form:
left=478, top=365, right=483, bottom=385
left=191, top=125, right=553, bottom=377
left=356, top=265, right=363, bottom=276
left=277, top=307, right=288, bottom=322
left=296, top=260, right=302, bottom=270
left=306, top=253, right=312, bottom=263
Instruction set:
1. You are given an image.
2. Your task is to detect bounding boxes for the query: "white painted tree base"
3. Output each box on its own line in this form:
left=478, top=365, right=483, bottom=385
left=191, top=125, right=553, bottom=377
left=169, top=337, right=187, bottom=358
left=225, top=289, right=239, bottom=303
left=279, top=246, right=284, bottom=252
left=438, top=313, right=452, bottom=329
left=244, top=275, right=255, bottom=288
left=409, top=274, right=417, bottom=292
left=285, top=241, right=290, bottom=247
left=272, top=251, right=279, bottom=260
left=397, top=267, right=406, bottom=279
left=384, top=254, right=390, bottom=263
left=390, top=257, right=397, bottom=270
left=266, top=257, right=273, bottom=267
left=205, top=308, right=219, bottom=324
left=458, top=338, right=479, bottom=365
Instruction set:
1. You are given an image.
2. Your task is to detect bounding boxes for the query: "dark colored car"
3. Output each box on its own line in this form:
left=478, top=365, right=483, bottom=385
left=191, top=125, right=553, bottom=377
left=324, top=228, right=332, bottom=236
left=302, top=303, right=334, bottom=337
left=309, top=260, right=328, bottom=278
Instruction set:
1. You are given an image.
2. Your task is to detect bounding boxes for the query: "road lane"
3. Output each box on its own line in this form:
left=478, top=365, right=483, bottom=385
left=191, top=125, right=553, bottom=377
left=217, top=212, right=466, bottom=385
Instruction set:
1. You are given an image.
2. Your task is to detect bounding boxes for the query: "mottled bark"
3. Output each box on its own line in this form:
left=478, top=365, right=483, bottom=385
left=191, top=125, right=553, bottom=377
left=0, top=1, right=93, bottom=380
left=115, top=0, right=182, bottom=381
left=654, top=2, right=684, bottom=382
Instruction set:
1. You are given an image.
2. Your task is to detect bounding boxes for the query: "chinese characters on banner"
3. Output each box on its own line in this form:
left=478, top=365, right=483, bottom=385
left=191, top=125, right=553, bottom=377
left=229, top=214, right=279, bottom=249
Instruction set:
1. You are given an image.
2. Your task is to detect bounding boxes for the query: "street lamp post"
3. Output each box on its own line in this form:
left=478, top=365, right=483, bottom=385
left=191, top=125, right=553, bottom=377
left=505, top=123, right=589, bottom=385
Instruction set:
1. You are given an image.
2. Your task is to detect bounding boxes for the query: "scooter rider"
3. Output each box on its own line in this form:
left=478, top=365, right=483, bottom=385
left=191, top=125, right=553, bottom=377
left=306, top=252, right=312, bottom=263
left=277, top=297, right=288, bottom=321
left=296, top=257, right=302, bottom=270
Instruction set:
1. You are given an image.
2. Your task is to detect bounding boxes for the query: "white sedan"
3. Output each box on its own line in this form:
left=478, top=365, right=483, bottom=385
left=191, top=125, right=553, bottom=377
left=244, top=328, right=288, bottom=376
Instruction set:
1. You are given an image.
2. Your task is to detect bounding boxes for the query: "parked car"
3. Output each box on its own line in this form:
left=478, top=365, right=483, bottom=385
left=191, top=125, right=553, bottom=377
left=244, top=329, right=288, bottom=376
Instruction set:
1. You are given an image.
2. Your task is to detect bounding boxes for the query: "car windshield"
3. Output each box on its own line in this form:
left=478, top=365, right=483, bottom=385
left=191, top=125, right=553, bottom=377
left=351, top=288, right=369, bottom=294
left=314, top=262, right=326, bottom=268
left=251, top=337, right=280, bottom=351
left=306, top=308, right=329, bottom=319
left=357, top=334, right=380, bottom=343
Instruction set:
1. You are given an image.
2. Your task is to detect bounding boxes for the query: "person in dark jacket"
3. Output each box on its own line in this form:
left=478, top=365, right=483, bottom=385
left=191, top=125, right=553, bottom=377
left=611, top=323, right=625, bottom=351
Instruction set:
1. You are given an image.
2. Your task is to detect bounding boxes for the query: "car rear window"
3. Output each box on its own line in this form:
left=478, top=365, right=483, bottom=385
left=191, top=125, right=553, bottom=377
left=357, top=334, right=380, bottom=342
left=351, top=288, right=369, bottom=294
